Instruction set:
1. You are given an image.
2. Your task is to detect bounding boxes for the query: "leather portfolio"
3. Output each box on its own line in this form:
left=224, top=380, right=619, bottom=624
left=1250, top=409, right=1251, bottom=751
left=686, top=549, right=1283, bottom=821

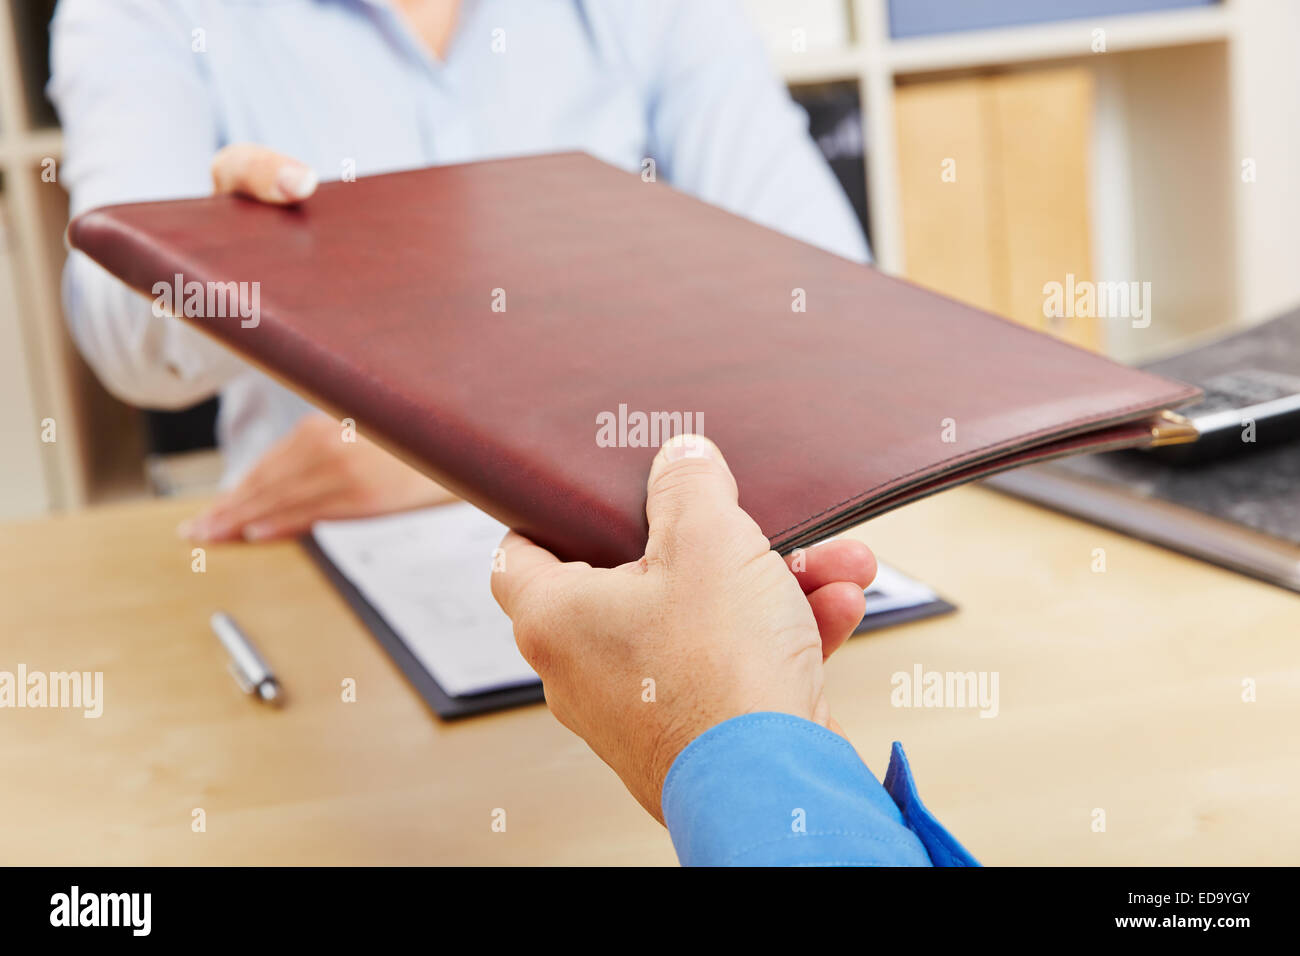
left=68, top=152, right=1201, bottom=567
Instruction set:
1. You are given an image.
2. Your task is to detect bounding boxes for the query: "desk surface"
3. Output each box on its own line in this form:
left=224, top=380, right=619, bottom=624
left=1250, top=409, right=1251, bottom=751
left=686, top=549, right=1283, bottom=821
left=1, top=486, right=1297, bottom=865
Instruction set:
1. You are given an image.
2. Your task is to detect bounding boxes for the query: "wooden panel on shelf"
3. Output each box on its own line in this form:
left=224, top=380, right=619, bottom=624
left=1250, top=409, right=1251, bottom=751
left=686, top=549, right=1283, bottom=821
left=0, top=0, right=79, bottom=508
left=0, top=0, right=145, bottom=509
left=894, top=66, right=1100, bottom=350
left=990, top=66, right=1098, bottom=349
left=0, top=194, right=49, bottom=518
left=893, top=76, right=1007, bottom=316
left=29, top=159, right=147, bottom=504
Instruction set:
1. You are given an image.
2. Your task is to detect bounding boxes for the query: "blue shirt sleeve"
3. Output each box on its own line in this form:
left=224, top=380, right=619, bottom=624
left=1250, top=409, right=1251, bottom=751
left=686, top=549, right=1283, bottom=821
left=661, top=713, right=978, bottom=867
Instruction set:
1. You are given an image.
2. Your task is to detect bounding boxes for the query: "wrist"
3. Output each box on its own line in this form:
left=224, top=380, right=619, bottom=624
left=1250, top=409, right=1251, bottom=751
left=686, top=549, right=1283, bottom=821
left=646, top=704, right=826, bottom=821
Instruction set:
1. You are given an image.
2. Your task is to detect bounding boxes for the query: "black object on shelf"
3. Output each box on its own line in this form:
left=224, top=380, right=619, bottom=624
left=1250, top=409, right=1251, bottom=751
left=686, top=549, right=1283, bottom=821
left=791, top=81, right=872, bottom=252
left=144, top=399, right=219, bottom=456
left=12, top=0, right=60, bottom=129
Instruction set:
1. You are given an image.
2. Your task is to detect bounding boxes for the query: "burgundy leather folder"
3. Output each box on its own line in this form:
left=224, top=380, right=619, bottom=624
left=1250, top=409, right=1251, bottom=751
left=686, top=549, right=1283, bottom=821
left=68, top=152, right=1200, bottom=567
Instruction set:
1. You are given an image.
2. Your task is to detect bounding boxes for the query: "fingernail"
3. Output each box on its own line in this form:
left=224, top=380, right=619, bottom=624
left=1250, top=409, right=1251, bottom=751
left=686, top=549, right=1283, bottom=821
left=243, top=523, right=271, bottom=542
left=660, top=432, right=713, bottom=463
left=176, top=519, right=194, bottom=539
left=275, top=164, right=318, bottom=201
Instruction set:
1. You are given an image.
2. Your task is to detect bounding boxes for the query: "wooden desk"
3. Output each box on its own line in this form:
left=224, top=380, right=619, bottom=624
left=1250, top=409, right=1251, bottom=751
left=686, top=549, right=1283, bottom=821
left=1, top=487, right=1297, bottom=865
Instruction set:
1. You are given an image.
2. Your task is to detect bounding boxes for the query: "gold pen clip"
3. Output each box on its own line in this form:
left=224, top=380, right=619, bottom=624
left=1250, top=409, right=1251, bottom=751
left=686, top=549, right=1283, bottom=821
left=1148, top=409, right=1200, bottom=447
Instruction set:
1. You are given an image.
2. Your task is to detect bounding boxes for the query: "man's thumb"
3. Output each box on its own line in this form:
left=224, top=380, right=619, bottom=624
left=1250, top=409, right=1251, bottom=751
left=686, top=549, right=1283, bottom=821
left=645, top=434, right=740, bottom=547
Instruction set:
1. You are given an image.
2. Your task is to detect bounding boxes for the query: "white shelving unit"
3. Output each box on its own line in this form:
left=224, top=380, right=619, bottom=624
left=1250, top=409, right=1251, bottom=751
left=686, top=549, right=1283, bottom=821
left=759, top=0, right=1299, bottom=363
left=0, top=0, right=143, bottom=517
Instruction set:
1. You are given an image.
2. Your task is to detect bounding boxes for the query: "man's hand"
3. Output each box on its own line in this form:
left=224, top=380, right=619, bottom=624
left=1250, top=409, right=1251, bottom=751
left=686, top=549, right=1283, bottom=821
left=490, top=434, right=875, bottom=822
left=179, top=414, right=455, bottom=542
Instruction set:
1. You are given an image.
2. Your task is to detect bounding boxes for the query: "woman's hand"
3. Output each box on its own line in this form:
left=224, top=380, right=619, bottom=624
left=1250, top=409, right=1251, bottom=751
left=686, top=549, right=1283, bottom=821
left=179, top=415, right=456, bottom=542
left=211, top=143, right=318, bottom=204
left=490, top=434, right=875, bottom=822
left=186, top=150, right=446, bottom=541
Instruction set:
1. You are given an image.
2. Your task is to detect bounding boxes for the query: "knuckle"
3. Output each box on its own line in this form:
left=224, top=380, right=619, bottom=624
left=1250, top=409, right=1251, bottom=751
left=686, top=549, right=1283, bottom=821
left=751, top=545, right=790, bottom=580
left=488, top=554, right=511, bottom=601
left=210, top=143, right=236, bottom=169
left=542, top=685, right=572, bottom=730
left=503, top=565, right=591, bottom=672
left=211, top=143, right=250, bottom=183
left=511, top=616, right=552, bottom=674
left=352, top=484, right=388, bottom=512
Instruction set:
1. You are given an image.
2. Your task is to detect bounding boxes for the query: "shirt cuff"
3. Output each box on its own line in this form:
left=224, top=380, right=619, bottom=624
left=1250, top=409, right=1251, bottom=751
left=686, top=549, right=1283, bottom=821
left=662, top=712, right=964, bottom=866
left=883, top=740, right=979, bottom=867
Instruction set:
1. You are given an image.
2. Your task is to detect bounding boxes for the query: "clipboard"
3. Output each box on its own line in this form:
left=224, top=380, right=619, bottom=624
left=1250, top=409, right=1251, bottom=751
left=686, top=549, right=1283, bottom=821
left=853, top=597, right=957, bottom=635
left=301, top=535, right=544, bottom=720
left=303, top=531, right=955, bottom=721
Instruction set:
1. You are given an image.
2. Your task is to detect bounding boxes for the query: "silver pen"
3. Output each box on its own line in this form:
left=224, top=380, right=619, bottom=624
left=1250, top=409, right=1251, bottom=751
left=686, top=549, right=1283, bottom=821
left=210, top=611, right=283, bottom=705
